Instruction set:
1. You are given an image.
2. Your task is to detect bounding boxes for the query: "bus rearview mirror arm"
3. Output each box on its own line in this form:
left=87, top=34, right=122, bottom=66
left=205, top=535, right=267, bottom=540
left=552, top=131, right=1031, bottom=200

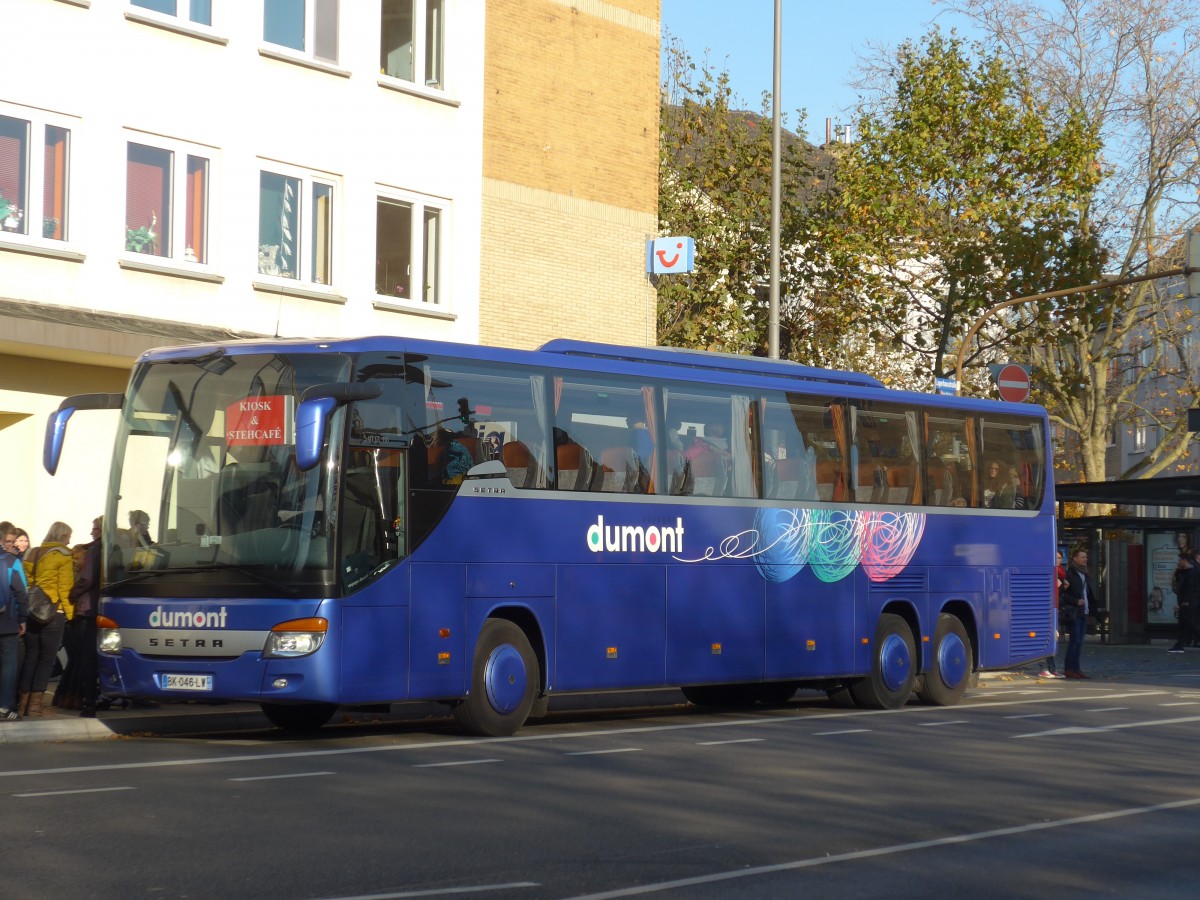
left=295, top=382, right=383, bottom=472
left=44, top=392, right=125, bottom=476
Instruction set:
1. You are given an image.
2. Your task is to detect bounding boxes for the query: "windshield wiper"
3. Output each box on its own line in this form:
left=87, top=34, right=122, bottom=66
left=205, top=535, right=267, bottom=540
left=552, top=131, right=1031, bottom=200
left=104, top=563, right=299, bottom=597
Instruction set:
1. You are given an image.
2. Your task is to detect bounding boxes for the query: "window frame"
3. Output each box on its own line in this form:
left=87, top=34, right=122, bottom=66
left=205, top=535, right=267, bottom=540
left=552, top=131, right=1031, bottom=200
left=129, top=0, right=213, bottom=27
left=374, top=186, right=447, bottom=309
left=263, top=0, right=339, bottom=65
left=0, top=103, right=75, bottom=248
left=256, top=160, right=339, bottom=291
left=379, top=0, right=445, bottom=91
left=123, top=132, right=216, bottom=268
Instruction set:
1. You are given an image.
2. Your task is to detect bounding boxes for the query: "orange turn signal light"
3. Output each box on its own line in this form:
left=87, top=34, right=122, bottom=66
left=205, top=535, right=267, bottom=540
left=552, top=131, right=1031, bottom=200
left=272, top=617, right=328, bottom=633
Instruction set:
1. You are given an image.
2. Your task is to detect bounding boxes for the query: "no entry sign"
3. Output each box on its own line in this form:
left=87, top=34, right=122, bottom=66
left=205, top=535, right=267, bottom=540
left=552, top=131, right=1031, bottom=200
left=995, top=364, right=1031, bottom=403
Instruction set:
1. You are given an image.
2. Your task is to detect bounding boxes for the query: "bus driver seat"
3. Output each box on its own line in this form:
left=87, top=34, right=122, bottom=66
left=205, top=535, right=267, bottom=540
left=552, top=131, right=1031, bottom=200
left=218, top=462, right=281, bottom=534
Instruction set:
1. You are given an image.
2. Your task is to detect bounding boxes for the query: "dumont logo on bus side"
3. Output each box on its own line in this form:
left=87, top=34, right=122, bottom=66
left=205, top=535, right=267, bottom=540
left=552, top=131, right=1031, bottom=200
left=586, top=515, right=684, bottom=554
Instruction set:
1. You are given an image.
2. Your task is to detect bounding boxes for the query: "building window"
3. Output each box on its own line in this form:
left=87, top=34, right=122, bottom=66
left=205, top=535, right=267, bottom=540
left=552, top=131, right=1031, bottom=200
left=258, top=167, right=335, bottom=285
left=375, top=191, right=443, bottom=304
left=264, top=0, right=338, bottom=64
left=131, top=0, right=213, bottom=26
left=380, top=0, right=443, bottom=88
left=0, top=112, right=70, bottom=242
left=125, top=139, right=210, bottom=262
left=1134, top=425, right=1147, bottom=453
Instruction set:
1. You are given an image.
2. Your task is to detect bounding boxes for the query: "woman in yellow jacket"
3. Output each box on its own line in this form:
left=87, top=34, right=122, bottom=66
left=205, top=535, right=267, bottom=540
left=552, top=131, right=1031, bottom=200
left=17, top=521, right=74, bottom=717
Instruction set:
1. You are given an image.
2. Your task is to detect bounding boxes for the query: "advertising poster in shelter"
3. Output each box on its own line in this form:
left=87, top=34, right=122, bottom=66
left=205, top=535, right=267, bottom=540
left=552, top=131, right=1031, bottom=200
left=1146, top=532, right=1191, bottom=625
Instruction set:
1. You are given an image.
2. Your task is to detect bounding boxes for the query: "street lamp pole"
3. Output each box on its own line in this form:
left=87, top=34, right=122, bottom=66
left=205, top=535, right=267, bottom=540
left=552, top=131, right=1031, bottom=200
left=768, top=0, right=782, bottom=359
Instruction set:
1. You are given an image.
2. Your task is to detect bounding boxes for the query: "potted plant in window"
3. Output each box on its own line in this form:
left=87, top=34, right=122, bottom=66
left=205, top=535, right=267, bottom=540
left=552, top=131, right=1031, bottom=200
left=0, top=191, right=21, bottom=232
left=126, top=211, right=157, bottom=254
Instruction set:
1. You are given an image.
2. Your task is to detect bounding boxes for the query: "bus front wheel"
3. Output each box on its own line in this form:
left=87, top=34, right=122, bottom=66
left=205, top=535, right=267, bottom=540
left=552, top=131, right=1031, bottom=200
left=916, top=614, right=971, bottom=706
left=261, top=701, right=338, bottom=732
left=849, top=613, right=916, bottom=710
left=453, top=618, right=539, bottom=737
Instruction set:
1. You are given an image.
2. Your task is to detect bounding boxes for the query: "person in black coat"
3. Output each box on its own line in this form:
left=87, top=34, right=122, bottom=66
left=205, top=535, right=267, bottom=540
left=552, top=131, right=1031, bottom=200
left=1169, top=553, right=1200, bottom=654
left=1061, top=548, right=1103, bottom=678
left=0, top=549, right=29, bottom=720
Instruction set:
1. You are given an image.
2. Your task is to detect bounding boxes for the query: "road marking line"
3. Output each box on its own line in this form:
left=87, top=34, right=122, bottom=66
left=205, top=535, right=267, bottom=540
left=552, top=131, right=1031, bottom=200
left=1161, top=701, right=1199, bottom=707
left=0, top=690, right=1169, bottom=779
left=15, top=786, right=135, bottom=798
left=697, top=738, right=763, bottom=746
left=320, top=881, right=539, bottom=899
left=1004, top=713, right=1051, bottom=719
left=412, top=759, right=503, bottom=768
left=562, top=796, right=1200, bottom=899
left=1085, top=707, right=1129, bottom=713
left=229, top=771, right=336, bottom=781
left=918, top=720, right=968, bottom=727
left=1014, top=714, right=1200, bottom=739
left=812, top=729, right=871, bottom=736
left=566, top=748, right=642, bottom=756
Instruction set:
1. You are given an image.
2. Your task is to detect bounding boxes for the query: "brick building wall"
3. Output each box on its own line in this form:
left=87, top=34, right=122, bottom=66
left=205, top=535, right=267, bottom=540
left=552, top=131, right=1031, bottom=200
left=481, top=0, right=660, bottom=350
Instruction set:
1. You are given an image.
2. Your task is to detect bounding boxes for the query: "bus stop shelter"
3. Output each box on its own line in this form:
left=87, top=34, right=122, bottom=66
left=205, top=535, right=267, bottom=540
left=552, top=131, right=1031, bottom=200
left=1055, top=476, right=1200, bottom=643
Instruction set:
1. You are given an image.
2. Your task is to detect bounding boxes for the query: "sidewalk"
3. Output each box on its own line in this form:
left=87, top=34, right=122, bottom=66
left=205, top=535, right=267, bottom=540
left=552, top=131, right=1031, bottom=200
left=3, top=637, right=1197, bottom=745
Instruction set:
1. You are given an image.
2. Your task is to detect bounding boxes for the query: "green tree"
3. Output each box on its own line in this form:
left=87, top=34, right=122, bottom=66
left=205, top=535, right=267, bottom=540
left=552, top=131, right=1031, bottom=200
left=657, top=39, right=850, bottom=357
left=834, top=32, right=1102, bottom=389
left=945, top=0, right=1200, bottom=483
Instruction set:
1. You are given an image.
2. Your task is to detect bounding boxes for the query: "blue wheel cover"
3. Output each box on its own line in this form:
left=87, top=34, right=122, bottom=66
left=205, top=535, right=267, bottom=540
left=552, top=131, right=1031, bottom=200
left=484, top=644, right=527, bottom=715
left=937, top=632, right=968, bottom=690
left=880, top=633, right=911, bottom=693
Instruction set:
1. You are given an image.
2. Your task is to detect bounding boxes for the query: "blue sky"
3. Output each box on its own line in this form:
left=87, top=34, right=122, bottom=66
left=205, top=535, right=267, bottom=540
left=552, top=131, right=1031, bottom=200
left=660, top=1, right=980, bottom=142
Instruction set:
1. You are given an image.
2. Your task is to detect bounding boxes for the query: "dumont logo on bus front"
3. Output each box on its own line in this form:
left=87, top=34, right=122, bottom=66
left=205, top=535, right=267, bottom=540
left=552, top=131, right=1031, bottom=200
left=148, top=606, right=228, bottom=628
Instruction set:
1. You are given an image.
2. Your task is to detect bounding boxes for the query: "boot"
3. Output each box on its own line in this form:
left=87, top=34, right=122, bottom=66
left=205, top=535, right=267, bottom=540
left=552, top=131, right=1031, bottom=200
left=17, top=692, right=30, bottom=717
left=26, top=692, right=46, bottom=718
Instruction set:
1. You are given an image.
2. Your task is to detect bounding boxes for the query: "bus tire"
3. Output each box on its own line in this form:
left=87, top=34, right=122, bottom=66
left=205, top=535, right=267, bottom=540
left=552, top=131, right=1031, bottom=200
left=849, top=613, right=916, bottom=710
left=453, top=618, right=539, bottom=737
left=916, top=613, right=971, bottom=706
left=754, top=681, right=799, bottom=705
left=826, top=683, right=861, bottom=708
left=261, top=701, right=337, bottom=732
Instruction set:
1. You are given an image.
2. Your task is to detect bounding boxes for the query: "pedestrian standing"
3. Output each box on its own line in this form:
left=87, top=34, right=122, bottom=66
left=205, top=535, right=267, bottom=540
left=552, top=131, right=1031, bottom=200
left=1062, top=548, right=1102, bottom=679
left=0, top=546, right=28, bottom=720
left=17, top=521, right=74, bottom=717
left=1169, top=553, right=1200, bottom=653
left=61, top=517, right=102, bottom=716
left=1039, top=551, right=1067, bottom=678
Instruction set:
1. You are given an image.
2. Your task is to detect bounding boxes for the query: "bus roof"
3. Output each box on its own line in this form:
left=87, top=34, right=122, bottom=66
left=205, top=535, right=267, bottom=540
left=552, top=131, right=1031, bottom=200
left=538, top=339, right=884, bottom=389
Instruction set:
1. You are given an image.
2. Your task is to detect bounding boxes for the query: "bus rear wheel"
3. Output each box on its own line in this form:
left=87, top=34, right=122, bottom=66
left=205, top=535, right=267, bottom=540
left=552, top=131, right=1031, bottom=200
left=916, top=613, right=971, bottom=706
left=849, top=613, right=916, bottom=710
left=261, top=701, right=338, bottom=732
left=453, top=618, right=539, bottom=737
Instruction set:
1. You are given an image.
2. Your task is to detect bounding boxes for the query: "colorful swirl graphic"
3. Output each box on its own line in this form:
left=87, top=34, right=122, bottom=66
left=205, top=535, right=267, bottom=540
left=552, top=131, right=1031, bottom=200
left=732, top=508, right=925, bottom=584
left=859, top=510, right=927, bottom=581
left=752, top=508, right=811, bottom=583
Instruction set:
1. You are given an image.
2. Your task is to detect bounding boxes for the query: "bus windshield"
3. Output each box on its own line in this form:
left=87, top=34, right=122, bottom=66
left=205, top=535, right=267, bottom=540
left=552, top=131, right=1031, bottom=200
left=105, top=350, right=352, bottom=596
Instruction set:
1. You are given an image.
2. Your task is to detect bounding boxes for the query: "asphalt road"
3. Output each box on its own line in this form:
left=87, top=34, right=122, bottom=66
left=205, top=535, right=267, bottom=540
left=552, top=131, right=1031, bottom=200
left=2, top=676, right=1197, bottom=900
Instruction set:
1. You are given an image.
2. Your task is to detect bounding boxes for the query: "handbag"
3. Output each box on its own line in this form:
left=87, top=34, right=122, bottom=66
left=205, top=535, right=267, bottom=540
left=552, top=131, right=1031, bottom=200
left=27, top=585, right=57, bottom=626
left=26, top=549, right=59, bottom=627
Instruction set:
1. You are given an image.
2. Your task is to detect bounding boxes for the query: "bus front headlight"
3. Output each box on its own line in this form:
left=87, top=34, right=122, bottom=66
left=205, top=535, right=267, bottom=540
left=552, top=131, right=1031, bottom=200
left=98, top=615, right=122, bottom=655
left=263, top=617, right=328, bottom=658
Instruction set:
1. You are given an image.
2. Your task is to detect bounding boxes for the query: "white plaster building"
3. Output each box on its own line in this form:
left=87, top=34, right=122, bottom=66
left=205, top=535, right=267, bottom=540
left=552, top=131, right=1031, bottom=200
left=1, top=0, right=487, bottom=539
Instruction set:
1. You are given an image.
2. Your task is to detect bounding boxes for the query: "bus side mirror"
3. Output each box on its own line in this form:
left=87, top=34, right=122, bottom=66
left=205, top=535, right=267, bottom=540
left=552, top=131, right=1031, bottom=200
left=44, top=392, right=124, bottom=475
left=295, top=383, right=383, bottom=472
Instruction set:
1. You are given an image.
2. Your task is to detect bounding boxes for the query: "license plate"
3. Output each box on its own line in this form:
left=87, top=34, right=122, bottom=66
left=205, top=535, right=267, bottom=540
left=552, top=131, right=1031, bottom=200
left=161, top=673, right=213, bottom=692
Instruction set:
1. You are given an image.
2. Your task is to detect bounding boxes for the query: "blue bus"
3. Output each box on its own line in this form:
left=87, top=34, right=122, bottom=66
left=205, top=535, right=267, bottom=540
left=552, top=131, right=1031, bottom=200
left=44, top=337, right=1054, bottom=734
